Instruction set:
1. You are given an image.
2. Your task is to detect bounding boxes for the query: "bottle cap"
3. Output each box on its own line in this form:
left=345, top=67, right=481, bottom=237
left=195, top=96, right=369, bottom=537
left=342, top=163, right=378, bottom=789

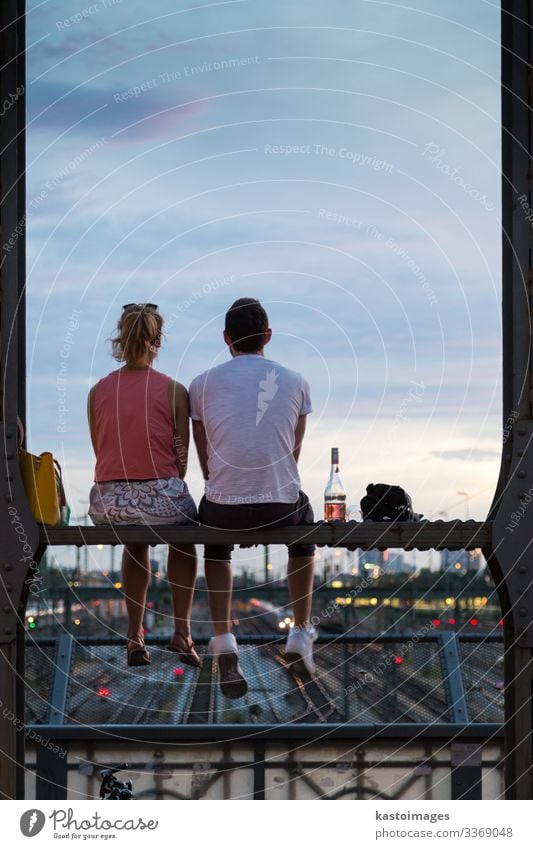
left=331, top=447, right=339, bottom=464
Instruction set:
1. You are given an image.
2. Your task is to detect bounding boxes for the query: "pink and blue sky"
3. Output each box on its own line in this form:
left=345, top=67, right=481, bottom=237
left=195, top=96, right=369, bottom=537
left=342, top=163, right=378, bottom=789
left=24, top=0, right=501, bottom=570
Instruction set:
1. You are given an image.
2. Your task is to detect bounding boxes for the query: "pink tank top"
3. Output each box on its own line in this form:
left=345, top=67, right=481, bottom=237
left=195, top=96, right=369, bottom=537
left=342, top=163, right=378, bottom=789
left=93, top=368, right=179, bottom=482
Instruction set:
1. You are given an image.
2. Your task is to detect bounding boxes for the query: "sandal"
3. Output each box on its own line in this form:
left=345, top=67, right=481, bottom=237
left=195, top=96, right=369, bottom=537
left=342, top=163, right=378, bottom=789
left=127, top=635, right=151, bottom=667
left=166, top=633, right=202, bottom=668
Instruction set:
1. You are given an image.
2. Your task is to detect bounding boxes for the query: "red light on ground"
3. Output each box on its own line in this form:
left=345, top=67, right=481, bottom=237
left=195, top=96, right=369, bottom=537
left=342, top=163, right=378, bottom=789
left=498, top=619, right=504, bottom=627
left=143, top=627, right=148, bottom=635
left=470, top=618, right=479, bottom=627
left=449, top=618, right=456, bottom=626
left=92, top=600, right=100, bottom=607
left=173, top=667, right=184, bottom=677
left=147, top=602, right=153, bottom=609
left=97, top=687, right=110, bottom=698
left=394, top=656, right=403, bottom=665
left=432, top=619, right=441, bottom=627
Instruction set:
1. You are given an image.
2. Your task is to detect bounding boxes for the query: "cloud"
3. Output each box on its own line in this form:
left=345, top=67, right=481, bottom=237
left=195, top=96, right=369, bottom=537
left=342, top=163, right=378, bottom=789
left=429, top=448, right=500, bottom=462
left=27, top=80, right=205, bottom=144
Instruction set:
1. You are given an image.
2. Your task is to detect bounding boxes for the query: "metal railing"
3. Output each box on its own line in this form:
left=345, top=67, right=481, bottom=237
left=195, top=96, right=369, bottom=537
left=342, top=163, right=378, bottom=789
left=24, top=632, right=505, bottom=799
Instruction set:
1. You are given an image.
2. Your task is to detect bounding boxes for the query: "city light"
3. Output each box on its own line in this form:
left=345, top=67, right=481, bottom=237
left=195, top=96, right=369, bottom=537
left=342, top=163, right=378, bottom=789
left=173, top=667, right=184, bottom=677
left=96, top=544, right=104, bottom=551
left=394, top=656, right=404, bottom=665
left=97, top=687, right=110, bottom=698
left=114, top=582, right=122, bottom=589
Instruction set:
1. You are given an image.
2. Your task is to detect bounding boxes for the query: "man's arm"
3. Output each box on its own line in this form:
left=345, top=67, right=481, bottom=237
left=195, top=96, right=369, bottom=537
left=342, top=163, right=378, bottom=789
left=293, top=414, right=307, bottom=463
left=192, top=419, right=210, bottom=480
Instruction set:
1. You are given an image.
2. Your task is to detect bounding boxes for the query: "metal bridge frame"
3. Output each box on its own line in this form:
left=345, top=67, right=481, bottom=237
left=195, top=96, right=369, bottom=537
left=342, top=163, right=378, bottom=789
left=0, top=0, right=531, bottom=799
left=24, top=632, right=503, bottom=800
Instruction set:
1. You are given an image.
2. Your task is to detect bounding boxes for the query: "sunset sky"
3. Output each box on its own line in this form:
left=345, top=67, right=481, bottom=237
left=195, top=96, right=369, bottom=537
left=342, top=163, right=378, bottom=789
left=24, top=0, right=501, bottom=573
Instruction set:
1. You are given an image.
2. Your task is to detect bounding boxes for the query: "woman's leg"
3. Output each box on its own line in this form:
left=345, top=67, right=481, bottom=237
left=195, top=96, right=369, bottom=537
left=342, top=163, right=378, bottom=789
left=122, top=543, right=151, bottom=639
left=167, top=543, right=197, bottom=638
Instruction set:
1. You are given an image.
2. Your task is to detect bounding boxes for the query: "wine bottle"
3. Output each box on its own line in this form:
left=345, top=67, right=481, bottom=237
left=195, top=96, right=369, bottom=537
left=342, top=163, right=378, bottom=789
left=324, top=447, right=347, bottom=521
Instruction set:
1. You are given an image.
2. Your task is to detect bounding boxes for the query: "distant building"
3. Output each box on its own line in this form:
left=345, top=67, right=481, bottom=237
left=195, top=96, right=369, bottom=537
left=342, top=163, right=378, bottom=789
left=386, top=552, right=406, bottom=573
left=359, top=548, right=382, bottom=573
left=441, top=549, right=484, bottom=573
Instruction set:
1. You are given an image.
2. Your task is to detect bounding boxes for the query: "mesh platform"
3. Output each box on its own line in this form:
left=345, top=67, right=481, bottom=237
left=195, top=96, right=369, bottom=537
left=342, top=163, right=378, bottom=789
left=25, top=634, right=506, bottom=727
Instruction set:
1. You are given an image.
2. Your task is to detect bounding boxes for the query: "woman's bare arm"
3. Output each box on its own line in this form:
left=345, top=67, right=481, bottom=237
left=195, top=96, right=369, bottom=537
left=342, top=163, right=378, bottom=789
left=87, top=386, right=98, bottom=455
left=169, top=380, right=190, bottom=478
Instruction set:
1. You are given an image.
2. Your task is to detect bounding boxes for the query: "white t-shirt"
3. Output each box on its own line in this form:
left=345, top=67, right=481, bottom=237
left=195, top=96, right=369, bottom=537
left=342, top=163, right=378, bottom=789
left=189, top=354, right=312, bottom=504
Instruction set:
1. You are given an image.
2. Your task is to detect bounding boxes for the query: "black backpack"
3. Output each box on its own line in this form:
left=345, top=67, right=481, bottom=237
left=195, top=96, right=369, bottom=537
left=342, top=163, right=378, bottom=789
left=360, top=483, right=422, bottom=522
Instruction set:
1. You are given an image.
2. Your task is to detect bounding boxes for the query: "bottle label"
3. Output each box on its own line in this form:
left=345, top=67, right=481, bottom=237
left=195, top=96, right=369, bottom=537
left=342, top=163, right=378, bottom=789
left=324, top=502, right=346, bottom=522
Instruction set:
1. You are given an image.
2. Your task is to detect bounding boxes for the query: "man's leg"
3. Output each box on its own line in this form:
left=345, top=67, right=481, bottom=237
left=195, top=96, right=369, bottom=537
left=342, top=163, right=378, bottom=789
left=285, top=550, right=317, bottom=674
left=203, top=541, right=247, bottom=699
left=287, top=554, right=315, bottom=628
left=204, top=558, right=233, bottom=635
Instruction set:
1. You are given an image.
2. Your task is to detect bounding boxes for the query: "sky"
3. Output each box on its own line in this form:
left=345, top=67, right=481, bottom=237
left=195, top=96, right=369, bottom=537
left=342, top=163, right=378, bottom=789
left=24, top=0, right=502, bottom=573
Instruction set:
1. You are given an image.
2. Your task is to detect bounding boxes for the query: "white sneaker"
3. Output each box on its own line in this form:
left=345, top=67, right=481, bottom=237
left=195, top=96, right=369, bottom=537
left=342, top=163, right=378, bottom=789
left=208, top=633, right=248, bottom=699
left=285, top=624, right=318, bottom=676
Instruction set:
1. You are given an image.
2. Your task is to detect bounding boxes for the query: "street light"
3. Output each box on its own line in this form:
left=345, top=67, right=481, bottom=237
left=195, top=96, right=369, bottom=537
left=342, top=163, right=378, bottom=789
left=457, top=491, right=471, bottom=571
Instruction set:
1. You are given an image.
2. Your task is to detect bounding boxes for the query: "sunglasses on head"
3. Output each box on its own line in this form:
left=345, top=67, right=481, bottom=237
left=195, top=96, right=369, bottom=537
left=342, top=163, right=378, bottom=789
left=122, top=303, right=159, bottom=312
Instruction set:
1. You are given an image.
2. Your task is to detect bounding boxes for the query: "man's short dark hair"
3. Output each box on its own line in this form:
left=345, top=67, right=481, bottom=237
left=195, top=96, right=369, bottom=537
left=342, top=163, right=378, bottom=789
left=224, top=298, right=269, bottom=353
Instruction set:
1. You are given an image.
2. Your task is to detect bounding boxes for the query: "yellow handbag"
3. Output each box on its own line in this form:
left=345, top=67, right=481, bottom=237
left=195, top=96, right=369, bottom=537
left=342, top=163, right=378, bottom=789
left=19, top=450, right=70, bottom=526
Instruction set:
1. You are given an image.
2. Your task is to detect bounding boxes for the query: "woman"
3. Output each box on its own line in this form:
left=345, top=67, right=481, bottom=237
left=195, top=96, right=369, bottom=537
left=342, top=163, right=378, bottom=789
left=88, top=303, right=200, bottom=668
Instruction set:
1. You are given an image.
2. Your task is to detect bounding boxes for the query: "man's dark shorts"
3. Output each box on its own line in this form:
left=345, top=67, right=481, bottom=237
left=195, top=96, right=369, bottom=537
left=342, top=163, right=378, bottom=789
left=199, top=490, right=316, bottom=561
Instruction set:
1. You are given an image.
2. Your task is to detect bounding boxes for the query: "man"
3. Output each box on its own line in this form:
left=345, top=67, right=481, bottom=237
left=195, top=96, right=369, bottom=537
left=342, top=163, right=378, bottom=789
left=189, top=298, right=316, bottom=698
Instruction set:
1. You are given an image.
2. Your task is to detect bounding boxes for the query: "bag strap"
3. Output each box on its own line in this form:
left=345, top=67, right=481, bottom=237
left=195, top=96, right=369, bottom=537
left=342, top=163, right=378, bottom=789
left=17, top=417, right=24, bottom=450
left=53, top=458, right=67, bottom=508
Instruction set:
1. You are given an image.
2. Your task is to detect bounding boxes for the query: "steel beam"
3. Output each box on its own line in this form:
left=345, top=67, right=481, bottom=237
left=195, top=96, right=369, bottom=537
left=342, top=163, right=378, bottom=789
left=40, top=519, right=490, bottom=551
left=47, top=635, right=74, bottom=726
left=485, top=0, right=533, bottom=799
left=0, top=0, right=41, bottom=800
left=439, top=631, right=469, bottom=724
left=27, top=722, right=503, bottom=743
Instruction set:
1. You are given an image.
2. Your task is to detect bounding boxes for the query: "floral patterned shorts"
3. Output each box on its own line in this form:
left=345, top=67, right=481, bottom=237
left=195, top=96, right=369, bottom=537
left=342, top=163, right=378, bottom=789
left=89, top=477, right=198, bottom=526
